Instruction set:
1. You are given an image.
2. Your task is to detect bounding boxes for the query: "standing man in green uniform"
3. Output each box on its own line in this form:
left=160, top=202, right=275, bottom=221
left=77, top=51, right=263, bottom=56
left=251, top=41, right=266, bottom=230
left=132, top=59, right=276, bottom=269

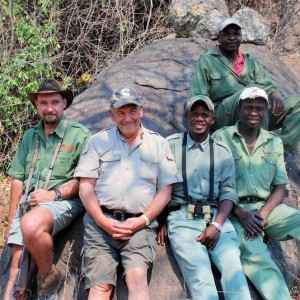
left=189, top=17, right=300, bottom=154
left=213, top=86, right=300, bottom=300
left=3, top=79, right=90, bottom=300
left=158, top=95, right=251, bottom=300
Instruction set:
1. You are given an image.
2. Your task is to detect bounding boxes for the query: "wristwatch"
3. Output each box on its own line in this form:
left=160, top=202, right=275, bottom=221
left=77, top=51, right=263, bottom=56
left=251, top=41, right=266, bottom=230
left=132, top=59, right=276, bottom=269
left=54, top=189, right=62, bottom=201
left=141, top=214, right=150, bottom=226
left=211, top=221, right=223, bottom=232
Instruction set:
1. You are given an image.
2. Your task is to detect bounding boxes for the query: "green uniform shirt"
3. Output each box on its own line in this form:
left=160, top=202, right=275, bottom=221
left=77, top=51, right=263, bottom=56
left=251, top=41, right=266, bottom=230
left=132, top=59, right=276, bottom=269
left=189, top=46, right=279, bottom=102
left=7, top=116, right=90, bottom=192
left=212, top=123, right=288, bottom=210
left=167, top=133, right=238, bottom=206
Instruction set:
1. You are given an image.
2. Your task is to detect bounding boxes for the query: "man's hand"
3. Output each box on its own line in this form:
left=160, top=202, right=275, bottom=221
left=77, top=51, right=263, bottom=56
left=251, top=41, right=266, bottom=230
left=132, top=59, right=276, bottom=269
left=98, top=216, right=133, bottom=240
left=237, top=209, right=264, bottom=240
left=121, top=217, right=146, bottom=233
left=269, top=91, right=284, bottom=116
left=196, top=225, right=220, bottom=250
left=29, top=189, right=56, bottom=206
left=157, top=224, right=168, bottom=246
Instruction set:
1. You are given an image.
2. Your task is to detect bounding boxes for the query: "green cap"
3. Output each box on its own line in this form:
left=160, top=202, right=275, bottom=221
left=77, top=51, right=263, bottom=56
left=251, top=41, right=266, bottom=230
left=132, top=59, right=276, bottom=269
left=186, top=95, right=215, bottom=112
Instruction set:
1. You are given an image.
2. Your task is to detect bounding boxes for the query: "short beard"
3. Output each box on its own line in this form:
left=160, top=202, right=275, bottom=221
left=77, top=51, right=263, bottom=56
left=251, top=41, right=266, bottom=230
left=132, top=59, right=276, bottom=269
left=44, top=119, right=57, bottom=125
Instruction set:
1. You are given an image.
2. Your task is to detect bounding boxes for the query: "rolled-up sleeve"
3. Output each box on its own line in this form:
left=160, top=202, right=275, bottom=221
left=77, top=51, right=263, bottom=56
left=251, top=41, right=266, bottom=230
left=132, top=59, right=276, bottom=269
left=74, top=137, right=100, bottom=179
left=157, top=140, right=182, bottom=190
left=218, top=153, right=238, bottom=204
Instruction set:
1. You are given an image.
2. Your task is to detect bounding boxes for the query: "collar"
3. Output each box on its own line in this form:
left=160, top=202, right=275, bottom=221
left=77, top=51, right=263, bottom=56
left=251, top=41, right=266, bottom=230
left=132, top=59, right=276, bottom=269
left=187, top=132, right=210, bottom=151
left=233, top=121, right=270, bottom=143
left=212, top=45, right=250, bottom=57
left=34, top=115, right=67, bottom=138
left=116, top=123, right=144, bottom=142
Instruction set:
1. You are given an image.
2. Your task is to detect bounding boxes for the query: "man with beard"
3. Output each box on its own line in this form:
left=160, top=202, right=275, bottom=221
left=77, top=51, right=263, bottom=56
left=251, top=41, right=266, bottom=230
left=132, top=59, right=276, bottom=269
left=158, top=95, right=251, bottom=300
left=213, top=86, right=300, bottom=300
left=189, top=17, right=300, bottom=155
left=3, top=79, right=90, bottom=300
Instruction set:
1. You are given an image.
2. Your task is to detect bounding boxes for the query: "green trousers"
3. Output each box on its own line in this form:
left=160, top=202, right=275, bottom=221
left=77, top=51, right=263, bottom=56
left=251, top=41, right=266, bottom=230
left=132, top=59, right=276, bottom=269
left=231, top=203, right=300, bottom=300
left=214, top=93, right=300, bottom=154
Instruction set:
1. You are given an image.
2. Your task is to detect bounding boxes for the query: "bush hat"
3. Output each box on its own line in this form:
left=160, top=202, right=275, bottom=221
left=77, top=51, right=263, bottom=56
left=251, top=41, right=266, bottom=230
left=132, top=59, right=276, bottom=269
left=238, top=87, right=269, bottom=106
left=27, top=79, right=73, bottom=109
left=186, top=95, right=215, bottom=112
left=217, top=17, right=241, bottom=34
left=111, top=86, right=141, bottom=108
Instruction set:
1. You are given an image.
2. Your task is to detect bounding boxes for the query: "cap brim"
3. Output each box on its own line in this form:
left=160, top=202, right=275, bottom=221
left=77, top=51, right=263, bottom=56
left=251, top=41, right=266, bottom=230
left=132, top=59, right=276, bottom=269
left=28, top=90, right=73, bottom=109
left=187, top=99, right=214, bottom=112
left=112, top=100, right=140, bottom=108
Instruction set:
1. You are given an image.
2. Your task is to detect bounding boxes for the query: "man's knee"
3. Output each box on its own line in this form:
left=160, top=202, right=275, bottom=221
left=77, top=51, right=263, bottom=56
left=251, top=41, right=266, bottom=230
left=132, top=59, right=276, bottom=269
left=20, top=210, right=53, bottom=240
left=89, top=284, right=113, bottom=298
left=125, top=267, right=148, bottom=291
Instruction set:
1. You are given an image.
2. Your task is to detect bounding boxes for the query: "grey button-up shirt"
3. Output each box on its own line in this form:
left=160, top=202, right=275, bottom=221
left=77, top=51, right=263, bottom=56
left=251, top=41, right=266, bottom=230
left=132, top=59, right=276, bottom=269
left=75, top=125, right=182, bottom=213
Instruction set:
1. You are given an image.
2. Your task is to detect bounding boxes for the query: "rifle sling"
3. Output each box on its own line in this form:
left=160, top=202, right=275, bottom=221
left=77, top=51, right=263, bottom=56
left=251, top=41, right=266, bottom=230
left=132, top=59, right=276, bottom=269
left=42, top=119, right=69, bottom=189
left=22, top=136, right=40, bottom=201
left=182, top=132, right=214, bottom=204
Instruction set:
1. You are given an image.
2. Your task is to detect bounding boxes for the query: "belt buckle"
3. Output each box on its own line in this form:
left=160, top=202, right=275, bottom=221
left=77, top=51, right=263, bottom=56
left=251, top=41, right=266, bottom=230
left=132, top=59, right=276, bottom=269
left=113, top=210, right=125, bottom=221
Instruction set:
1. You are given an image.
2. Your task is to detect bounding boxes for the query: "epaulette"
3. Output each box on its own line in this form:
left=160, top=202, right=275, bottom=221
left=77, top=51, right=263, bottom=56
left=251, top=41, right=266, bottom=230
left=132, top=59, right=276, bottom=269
left=213, top=138, right=232, bottom=154
left=148, top=129, right=160, bottom=136
left=167, top=133, right=181, bottom=141
left=269, top=131, right=280, bottom=138
left=71, top=121, right=90, bottom=134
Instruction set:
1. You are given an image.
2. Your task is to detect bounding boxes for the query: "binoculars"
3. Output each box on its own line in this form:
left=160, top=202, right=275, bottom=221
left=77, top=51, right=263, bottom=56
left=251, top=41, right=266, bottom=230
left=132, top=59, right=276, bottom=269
left=186, top=203, right=212, bottom=221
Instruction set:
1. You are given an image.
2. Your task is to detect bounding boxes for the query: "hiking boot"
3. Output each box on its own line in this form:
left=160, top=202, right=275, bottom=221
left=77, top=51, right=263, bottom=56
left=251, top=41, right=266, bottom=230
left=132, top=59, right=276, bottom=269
left=37, top=265, right=63, bottom=300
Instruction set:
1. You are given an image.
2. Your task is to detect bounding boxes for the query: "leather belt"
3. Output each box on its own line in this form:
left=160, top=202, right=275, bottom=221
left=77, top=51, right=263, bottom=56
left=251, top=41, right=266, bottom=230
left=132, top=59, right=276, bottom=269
left=101, top=206, right=142, bottom=221
left=239, top=196, right=265, bottom=203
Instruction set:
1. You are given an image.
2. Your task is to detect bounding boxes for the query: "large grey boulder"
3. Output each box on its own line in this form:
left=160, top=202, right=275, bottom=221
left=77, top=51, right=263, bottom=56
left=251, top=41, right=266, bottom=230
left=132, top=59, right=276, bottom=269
left=169, top=0, right=229, bottom=38
left=170, top=1, right=271, bottom=45
left=233, top=8, right=271, bottom=45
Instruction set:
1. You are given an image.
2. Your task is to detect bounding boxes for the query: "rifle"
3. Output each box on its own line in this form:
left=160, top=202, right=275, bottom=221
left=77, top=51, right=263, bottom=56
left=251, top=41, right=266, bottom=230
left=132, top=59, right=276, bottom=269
left=13, top=171, right=41, bottom=300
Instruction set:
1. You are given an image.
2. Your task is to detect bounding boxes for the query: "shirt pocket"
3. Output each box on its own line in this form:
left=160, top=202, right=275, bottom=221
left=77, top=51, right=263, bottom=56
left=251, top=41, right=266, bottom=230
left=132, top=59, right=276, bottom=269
left=209, top=72, right=231, bottom=97
left=199, top=172, right=222, bottom=199
left=232, top=151, right=244, bottom=180
left=261, top=155, right=277, bottom=183
left=54, top=151, right=75, bottom=178
left=98, top=154, right=121, bottom=179
left=139, top=155, right=159, bottom=184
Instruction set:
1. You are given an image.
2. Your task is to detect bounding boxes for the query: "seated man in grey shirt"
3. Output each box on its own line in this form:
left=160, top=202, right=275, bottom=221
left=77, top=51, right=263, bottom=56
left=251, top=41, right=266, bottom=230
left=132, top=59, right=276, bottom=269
left=74, top=86, right=181, bottom=300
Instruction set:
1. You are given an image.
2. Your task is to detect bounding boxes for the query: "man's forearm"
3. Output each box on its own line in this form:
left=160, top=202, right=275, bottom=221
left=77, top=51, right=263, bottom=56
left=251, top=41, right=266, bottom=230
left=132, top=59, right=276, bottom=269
left=56, top=178, right=80, bottom=199
left=79, top=178, right=105, bottom=225
left=214, top=199, right=234, bottom=225
left=8, top=178, right=23, bottom=224
left=258, top=184, right=285, bottom=220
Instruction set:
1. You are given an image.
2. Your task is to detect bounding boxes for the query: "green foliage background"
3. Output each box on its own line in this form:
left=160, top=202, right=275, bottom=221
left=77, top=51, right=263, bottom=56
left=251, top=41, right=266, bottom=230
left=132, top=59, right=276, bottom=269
left=0, top=0, right=62, bottom=174
left=0, top=0, right=172, bottom=175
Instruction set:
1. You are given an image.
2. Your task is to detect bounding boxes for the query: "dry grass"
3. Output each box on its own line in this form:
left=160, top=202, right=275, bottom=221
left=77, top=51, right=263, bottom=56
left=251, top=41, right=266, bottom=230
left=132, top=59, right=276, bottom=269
left=0, top=177, right=10, bottom=252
